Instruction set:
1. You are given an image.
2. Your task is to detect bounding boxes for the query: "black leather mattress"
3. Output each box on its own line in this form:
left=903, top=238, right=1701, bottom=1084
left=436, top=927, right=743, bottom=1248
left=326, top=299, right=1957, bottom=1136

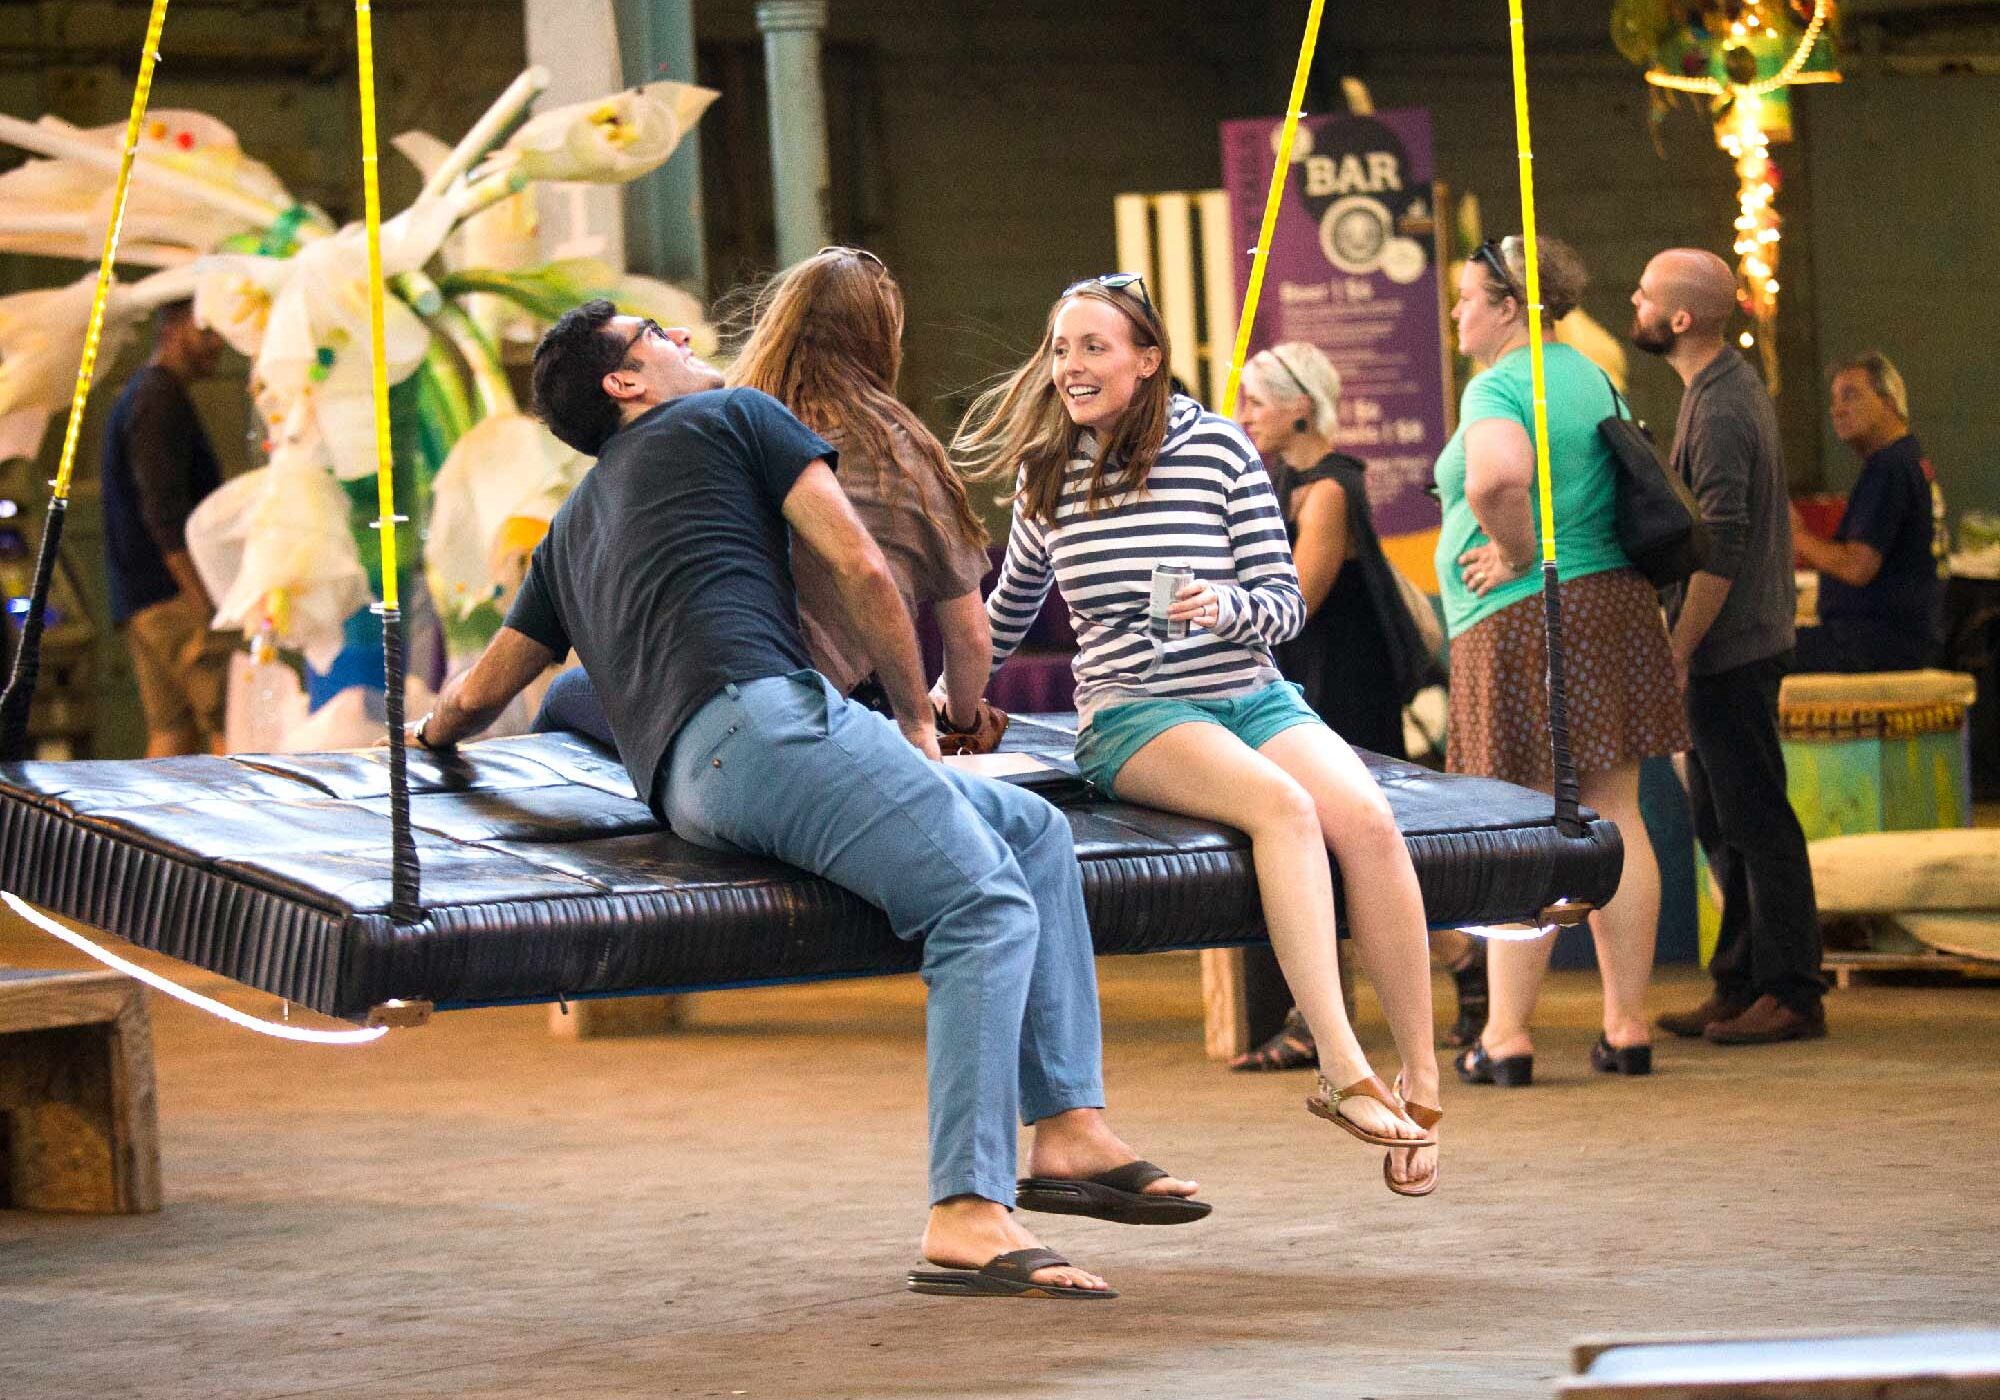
left=0, top=715, right=1621, bottom=1020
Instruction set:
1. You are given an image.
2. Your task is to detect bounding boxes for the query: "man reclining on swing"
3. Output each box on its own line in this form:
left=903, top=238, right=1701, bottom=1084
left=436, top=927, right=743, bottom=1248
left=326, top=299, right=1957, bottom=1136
left=405, top=299, right=1203, bottom=1300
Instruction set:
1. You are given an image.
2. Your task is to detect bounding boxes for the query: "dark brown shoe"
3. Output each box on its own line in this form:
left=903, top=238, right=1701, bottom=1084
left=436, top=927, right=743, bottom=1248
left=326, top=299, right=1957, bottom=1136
left=1704, top=994, right=1827, bottom=1046
left=1656, top=994, right=1752, bottom=1039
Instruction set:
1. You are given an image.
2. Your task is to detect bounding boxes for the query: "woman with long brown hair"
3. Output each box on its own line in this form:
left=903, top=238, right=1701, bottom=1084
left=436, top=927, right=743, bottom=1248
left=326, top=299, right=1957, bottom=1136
left=536, top=246, right=997, bottom=738
left=951, top=275, right=1443, bottom=1197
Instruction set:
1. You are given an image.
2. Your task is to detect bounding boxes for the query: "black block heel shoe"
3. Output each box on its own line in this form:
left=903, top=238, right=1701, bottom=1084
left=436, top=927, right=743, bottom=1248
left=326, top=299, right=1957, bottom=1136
left=1589, top=1035, right=1652, bottom=1076
left=1455, top=1041, right=1533, bottom=1087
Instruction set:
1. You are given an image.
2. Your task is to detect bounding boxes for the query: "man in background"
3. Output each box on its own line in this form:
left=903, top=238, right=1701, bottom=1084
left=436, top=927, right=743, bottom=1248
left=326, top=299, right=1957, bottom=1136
left=101, top=300, right=232, bottom=757
left=1792, top=352, right=1947, bottom=672
left=1630, top=248, right=1825, bottom=1046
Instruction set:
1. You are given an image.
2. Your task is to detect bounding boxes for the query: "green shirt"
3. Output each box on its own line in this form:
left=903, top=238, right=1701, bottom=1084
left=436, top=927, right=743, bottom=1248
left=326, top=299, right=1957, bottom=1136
left=1432, top=342, right=1631, bottom=639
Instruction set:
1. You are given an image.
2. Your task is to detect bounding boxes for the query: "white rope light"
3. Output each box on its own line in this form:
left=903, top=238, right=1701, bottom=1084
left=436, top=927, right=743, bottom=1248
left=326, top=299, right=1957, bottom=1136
left=3, top=891, right=389, bottom=1046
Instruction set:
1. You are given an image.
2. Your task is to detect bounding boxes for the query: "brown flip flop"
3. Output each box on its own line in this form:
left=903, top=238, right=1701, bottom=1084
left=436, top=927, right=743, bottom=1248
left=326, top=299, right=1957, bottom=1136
left=1384, top=1074, right=1442, bottom=1198
left=1306, top=1072, right=1437, bottom=1148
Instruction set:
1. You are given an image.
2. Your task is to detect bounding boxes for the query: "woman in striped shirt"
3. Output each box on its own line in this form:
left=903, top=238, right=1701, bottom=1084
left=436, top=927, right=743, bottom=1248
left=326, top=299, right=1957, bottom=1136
left=953, top=277, right=1442, bottom=1196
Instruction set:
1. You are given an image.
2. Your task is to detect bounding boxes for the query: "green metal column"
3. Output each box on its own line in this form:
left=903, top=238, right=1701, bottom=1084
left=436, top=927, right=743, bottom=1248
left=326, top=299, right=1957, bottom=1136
left=615, top=0, right=708, bottom=294
left=754, top=0, right=831, bottom=267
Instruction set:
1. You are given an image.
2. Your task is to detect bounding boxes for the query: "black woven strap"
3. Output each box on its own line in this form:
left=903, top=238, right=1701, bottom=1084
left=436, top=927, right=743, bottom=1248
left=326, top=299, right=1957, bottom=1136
left=380, top=606, right=422, bottom=923
left=0, top=498, right=67, bottom=761
left=1541, top=559, right=1584, bottom=838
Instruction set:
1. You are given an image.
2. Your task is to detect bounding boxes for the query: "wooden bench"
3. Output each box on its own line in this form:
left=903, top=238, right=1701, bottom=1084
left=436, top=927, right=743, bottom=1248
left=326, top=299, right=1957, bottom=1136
left=0, top=969, right=161, bottom=1213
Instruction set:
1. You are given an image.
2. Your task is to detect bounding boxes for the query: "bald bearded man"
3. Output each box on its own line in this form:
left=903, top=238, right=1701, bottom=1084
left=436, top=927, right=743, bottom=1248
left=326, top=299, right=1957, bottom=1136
left=1630, top=249, right=1826, bottom=1046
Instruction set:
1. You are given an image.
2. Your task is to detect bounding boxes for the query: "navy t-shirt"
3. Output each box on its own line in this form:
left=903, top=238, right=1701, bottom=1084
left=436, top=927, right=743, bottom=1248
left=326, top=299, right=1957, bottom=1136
left=1819, top=434, right=1943, bottom=639
left=101, top=365, right=221, bottom=624
left=504, top=388, right=835, bottom=809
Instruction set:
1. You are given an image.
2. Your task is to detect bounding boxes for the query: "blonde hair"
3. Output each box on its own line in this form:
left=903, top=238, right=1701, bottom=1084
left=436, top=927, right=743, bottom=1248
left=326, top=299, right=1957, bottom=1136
left=1832, top=351, right=1909, bottom=422
left=1476, top=234, right=1590, bottom=322
left=1245, top=342, right=1341, bottom=438
left=951, top=282, right=1171, bottom=526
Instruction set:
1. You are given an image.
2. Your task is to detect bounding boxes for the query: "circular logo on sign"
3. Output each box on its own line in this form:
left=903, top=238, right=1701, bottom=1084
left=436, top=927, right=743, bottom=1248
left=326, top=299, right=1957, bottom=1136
left=1381, top=236, right=1426, bottom=285
left=1319, top=196, right=1390, bottom=275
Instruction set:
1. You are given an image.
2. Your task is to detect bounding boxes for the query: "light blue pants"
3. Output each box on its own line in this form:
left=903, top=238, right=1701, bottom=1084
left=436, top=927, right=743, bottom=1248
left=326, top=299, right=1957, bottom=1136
left=660, top=670, right=1106, bottom=1206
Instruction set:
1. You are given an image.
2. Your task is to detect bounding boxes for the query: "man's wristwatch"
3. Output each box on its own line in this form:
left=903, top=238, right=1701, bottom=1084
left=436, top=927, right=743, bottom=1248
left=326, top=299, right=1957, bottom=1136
left=412, top=712, right=437, bottom=750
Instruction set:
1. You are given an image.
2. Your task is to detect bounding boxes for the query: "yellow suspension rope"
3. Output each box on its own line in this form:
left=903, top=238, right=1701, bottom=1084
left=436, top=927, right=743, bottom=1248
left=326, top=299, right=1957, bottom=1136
left=50, top=0, right=172, bottom=502
left=353, top=0, right=401, bottom=606
left=353, top=0, right=422, bottom=921
left=1221, top=0, right=1326, bottom=417
left=1505, top=0, right=1557, bottom=563
left=1504, top=0, right=1584, bottom=838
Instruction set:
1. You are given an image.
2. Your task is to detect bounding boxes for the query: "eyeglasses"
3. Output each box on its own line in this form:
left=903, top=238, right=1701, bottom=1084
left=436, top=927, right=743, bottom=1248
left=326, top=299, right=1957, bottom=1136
left=617, top=317, right=667, bottom=362
left=1472, top=239, right=1521, bottom=305
left=1063, top=271, right=1154, bottom=313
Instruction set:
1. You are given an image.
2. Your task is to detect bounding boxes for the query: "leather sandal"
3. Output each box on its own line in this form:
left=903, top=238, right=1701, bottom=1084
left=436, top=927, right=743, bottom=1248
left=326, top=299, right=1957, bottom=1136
left=1384, top=1073, right=1442, bottom=1198
left=1305, top=1072, right=1436, bottom=1148
left=1229, top=1006, right=1317, bottom=1072
left=1456, top=1040, right=1533, bottom=1087
left=1589, top=1034, right=1652, bottom=1076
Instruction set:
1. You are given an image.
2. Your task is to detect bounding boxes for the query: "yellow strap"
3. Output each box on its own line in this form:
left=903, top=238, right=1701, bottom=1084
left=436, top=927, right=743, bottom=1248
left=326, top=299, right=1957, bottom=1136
left=1220, top=0, right=1326, bottom=418
left=1505, top=0, right=1558, bottom=565
left=354, top=0, right=401, bottom=609
left=50, top=0, right=172, bottom=502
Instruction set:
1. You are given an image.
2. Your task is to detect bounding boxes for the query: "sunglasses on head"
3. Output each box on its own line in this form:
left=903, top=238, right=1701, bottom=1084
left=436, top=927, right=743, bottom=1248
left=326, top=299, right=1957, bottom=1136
left=1063, top=271, right=1154, bottom=313
left=1472, top=239, right=1521, bottom=304
left=818, top=245, right=887, bottom=270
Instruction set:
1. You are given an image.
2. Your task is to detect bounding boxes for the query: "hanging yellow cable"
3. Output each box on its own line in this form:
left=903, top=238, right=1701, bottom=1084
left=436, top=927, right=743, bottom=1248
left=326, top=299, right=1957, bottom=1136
left=353, top=0, right=400, bottom=609
left=49, top=0, right=172, bottom=502
left=1504, top=0, right=1557, bottom=564
left=1221, top=0, right=1326, bottom=417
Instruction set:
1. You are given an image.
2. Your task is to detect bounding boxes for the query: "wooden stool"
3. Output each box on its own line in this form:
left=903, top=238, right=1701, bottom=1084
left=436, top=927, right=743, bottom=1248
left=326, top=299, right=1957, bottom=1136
left=0, top=969, right=162, bottom=1213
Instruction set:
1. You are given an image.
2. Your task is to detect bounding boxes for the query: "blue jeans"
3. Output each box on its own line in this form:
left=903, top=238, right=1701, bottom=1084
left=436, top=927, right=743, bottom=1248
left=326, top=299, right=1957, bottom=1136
left=661, top=670, right=1106, bottom=1206
left=535, top=666, right=614, bottom=747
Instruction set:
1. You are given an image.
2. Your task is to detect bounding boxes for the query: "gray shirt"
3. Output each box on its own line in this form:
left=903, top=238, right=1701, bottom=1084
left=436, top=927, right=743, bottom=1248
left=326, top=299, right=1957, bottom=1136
left=1666, top=348, right=1796, bottom=674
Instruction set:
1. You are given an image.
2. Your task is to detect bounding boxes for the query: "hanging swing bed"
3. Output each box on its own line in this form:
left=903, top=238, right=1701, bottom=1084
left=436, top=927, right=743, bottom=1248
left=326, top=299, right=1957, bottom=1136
left=0, top=0, right=1621, bottom=1026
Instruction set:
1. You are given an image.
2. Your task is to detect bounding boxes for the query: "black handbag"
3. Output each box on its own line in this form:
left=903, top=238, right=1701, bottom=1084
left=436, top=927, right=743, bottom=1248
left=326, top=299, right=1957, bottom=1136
left=1596, top=371, right=1709, bottom=587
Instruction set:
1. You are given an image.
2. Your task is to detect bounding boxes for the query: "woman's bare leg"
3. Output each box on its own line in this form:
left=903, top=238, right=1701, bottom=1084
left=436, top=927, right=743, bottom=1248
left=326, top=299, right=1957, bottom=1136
left=1113, top=721, right=1424, bottom=1144
left=1479, top=762, right=1658, bottom=1059
left=1581, top=762, right=1657, bottom=1049
left=1480, top=927, right=1556, bottom=1060
left=1257, top=723, right=1439, bottom=1187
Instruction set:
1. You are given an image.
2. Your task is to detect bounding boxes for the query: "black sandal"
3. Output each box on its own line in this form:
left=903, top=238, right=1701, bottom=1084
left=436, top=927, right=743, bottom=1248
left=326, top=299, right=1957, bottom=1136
left=1015, top=1159, right=1212, bottom=1225
left=907, top=1247, right=1116, bottom=1299
left=1229, top=1006, right=1317, bottom=1072
left=1440, top=947, right=1489, bottom=1049
left=1455, top=1040, right=1533, bottom=1087
left=1589, top=1034, right=1653, bottom=1076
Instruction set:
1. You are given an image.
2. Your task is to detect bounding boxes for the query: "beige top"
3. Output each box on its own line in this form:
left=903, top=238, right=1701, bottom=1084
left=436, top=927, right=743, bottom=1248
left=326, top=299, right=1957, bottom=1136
left=791, top=422, right=989, bottom=693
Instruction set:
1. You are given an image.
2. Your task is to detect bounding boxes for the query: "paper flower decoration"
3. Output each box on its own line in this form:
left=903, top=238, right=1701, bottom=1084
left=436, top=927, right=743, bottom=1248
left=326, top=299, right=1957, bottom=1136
left=0, top=110, right=303, bottom=264
left=484, top=80, right=717, bottom=184
left=186, top=463, right=373, bottom=671
left=0, top=275, right=134, bottom=419
left=425, top=412, right=587, bottom=618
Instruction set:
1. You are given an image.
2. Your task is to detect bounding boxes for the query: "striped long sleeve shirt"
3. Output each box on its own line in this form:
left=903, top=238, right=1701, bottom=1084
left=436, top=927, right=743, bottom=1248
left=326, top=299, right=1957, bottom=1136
left=986, top=395, right=1307, bottom=724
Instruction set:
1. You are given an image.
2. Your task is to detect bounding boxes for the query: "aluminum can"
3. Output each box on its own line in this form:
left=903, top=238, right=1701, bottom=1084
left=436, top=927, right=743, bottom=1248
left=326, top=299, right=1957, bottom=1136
left=1149, top=561, right=1193, bottom=641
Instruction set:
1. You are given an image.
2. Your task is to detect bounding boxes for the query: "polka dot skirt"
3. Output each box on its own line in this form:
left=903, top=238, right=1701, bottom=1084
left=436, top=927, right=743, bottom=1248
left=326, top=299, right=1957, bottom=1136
left=1447, top=567, right=1688, bottom=786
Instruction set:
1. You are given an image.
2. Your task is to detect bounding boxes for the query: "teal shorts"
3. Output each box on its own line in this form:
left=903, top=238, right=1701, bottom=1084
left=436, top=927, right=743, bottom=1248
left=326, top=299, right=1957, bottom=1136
left=1074, top=681, right=1323, bottom=796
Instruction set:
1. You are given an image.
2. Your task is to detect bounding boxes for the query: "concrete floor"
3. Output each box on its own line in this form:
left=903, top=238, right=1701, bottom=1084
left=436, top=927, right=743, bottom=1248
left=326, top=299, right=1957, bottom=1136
left=2, top=918, right=1997, bottom=1400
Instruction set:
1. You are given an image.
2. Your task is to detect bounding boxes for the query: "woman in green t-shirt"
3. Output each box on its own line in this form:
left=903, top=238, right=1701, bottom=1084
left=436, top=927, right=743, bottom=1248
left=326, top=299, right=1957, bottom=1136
left=1434, top=236, right=1687, bottom=1088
